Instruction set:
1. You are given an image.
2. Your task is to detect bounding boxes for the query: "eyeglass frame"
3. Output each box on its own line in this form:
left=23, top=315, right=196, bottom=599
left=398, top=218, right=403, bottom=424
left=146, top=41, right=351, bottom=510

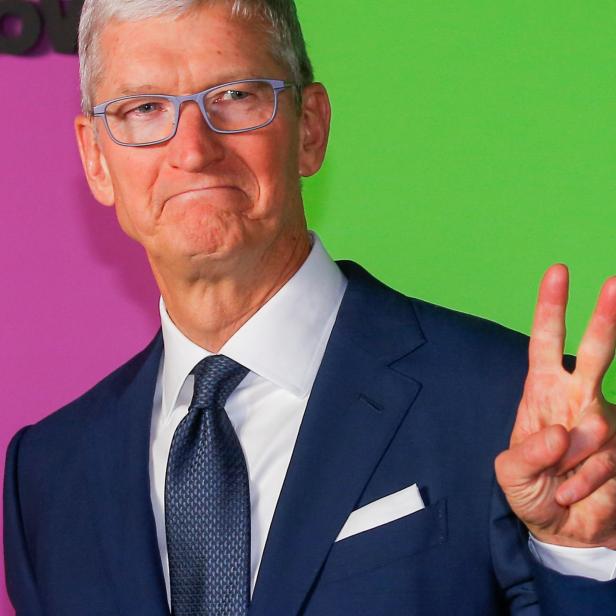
left=90, top=78, right=297, bottom=147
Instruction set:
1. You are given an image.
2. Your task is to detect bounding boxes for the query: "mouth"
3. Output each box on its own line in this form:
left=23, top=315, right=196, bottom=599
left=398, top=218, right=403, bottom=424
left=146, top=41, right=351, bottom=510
left=165, top=186, right=244, bottom=206
left=172, top=186, right=239, bottom=198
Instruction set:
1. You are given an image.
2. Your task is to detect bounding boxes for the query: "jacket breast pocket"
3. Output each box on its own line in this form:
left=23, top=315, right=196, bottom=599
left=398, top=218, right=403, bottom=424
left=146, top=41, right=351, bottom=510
left=319, top=499, right=448, bottom=584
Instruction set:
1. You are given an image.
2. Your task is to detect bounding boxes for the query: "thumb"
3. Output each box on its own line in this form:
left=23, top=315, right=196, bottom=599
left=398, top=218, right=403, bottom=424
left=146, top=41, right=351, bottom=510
left=495, top=424, right=570, bottom=489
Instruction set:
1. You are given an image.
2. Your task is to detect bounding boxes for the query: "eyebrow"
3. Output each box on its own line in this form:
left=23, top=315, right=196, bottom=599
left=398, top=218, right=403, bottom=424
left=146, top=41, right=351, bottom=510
left=117, top=84, right=162, bottom=96
left=115, top=73, right=267, bottom=97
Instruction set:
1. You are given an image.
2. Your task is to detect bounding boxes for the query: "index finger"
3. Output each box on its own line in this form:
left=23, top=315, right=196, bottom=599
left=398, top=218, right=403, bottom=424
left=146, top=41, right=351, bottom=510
left=528, top=264, right=569, bottom=373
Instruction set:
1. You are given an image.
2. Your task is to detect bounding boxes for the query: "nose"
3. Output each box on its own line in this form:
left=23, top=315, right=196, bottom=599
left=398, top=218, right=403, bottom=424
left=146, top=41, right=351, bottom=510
left=166, top=100, right=225, bottom=172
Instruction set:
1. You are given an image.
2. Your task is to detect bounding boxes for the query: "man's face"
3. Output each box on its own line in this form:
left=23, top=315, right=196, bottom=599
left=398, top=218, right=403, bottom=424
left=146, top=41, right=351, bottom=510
left=76, top=4, right=329, bottom=271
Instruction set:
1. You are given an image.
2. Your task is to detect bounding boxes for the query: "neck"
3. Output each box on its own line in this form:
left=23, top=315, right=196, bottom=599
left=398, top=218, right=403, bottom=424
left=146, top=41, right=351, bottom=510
left=152, top=229, right=312, bottom=353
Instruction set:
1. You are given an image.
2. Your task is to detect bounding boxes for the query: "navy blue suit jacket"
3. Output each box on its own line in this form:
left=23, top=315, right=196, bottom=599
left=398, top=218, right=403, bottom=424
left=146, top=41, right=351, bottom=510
left=5, top=262, right=616, bottom=615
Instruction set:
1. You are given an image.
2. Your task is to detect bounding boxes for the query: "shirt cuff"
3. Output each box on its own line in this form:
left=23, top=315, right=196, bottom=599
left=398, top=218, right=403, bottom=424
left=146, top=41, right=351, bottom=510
left=528, top=535, right=616, bottom=582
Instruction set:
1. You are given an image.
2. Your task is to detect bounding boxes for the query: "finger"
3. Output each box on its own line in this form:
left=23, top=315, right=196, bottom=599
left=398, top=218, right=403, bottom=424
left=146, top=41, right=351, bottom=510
left=557, top=411, right=615, bottom=473
left=496, top=424, right=569, bottom=487
left=528, top=265, right=569, bottom=373
left=556, top=438, right=616, bottom=506
left=575, top=276, right=616, bottom=391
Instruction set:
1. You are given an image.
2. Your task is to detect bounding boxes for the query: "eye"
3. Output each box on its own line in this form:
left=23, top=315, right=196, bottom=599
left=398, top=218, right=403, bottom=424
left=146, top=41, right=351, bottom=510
left=216, top=89, right=251, bottom=102
left=127, top=101, right=166, bottom=116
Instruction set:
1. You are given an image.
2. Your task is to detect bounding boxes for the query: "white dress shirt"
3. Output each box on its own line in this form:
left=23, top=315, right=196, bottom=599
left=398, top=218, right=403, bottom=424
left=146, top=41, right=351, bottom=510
left=149, top=233, right=615, bottom=606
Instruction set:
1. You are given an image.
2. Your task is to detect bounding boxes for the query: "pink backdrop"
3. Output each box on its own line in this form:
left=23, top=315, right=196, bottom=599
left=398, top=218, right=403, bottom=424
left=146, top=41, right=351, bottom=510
left=1, top=49, right=160, bottom=613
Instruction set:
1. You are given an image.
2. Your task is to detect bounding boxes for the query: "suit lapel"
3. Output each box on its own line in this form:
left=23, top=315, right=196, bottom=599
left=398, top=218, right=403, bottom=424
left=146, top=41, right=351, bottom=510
left=84, top=333, right=170, bottom=616
left=249, top=262, right=426, bottom=616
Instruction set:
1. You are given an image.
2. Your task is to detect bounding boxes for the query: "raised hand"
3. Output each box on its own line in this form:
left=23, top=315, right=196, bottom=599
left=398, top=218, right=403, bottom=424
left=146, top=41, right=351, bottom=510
left=495, top=264, right=616, bottom=548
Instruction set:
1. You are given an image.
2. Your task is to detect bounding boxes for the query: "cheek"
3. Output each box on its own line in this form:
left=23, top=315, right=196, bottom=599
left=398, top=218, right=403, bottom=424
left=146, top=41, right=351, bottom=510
left=245, top=132, right=300, bottom=217
left=108, top=151, right=161, bottom=239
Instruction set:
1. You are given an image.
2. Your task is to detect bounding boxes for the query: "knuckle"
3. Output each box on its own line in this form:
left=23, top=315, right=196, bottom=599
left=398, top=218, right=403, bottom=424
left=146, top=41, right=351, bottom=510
left=595, top=450, right=616, bottom=479
left=591, top=413, right=612, bottom=442
left=494, top=450, right=510, bottom=479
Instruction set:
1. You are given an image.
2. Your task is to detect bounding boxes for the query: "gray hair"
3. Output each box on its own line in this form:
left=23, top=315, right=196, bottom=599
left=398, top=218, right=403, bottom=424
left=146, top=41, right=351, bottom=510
left=78, top=0, right=313, bottom=114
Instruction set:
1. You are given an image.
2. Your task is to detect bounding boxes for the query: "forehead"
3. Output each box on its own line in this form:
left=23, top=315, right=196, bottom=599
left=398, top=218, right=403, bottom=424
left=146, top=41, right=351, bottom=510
left=96, top=4, right=282, bottom=100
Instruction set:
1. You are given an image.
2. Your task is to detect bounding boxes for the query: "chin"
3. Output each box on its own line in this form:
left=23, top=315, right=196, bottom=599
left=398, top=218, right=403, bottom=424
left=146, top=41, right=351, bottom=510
left=173, top=225, right=250, bottom=263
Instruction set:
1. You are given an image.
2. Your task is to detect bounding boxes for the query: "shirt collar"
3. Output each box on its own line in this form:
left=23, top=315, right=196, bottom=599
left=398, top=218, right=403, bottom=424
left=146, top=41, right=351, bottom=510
left=160, top=233, right=347, bottom=417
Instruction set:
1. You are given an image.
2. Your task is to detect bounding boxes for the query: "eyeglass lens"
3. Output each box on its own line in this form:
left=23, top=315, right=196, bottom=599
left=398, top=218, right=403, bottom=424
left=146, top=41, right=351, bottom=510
left=104, top=80, right=278, bottom=145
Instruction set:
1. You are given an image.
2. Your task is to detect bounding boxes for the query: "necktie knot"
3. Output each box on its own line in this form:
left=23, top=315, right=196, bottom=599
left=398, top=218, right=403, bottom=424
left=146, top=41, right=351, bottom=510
left=191, top=354, right=248, bottom=411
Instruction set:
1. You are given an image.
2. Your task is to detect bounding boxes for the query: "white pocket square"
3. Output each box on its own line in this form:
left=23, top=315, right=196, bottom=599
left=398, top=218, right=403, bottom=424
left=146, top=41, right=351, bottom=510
left=335, top=483, right=425, bottom=542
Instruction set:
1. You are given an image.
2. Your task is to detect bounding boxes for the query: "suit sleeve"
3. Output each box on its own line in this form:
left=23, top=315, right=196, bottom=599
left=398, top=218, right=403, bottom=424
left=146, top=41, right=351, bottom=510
left=489, top=477, right=616, bottom=615
left=489, top=479, right=540, bottom=614
left=4, top=427, right=44, bottom=616
left=529, top=557, right=616, bottom=615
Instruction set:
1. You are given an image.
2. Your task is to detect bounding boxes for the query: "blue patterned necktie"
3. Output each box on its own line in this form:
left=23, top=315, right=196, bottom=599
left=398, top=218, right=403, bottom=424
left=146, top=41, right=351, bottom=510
left=165, top=354, right=250, bottom=616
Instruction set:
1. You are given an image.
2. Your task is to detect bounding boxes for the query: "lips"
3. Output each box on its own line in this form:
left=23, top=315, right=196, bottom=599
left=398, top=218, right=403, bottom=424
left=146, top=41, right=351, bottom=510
left=165, top=186, right=244, bottom=205
left=173, top=186, right=237, bottom=198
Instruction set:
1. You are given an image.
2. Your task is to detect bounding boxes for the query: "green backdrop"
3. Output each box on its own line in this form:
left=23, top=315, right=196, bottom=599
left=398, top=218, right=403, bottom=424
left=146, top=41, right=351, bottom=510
left=296, top=1, right=615, bottom=399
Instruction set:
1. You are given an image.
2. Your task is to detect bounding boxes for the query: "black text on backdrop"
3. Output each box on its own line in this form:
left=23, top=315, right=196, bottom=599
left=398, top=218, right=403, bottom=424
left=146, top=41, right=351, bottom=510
left=0, top=0, right=84, bottom=55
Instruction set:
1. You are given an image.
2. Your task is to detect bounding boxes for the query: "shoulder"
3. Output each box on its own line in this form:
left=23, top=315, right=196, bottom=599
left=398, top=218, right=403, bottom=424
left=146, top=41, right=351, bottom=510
left=339, top=259, right=529, bottom=366
left=407, top=297, right=530, bottom=421
left=9, top=332, right=162, bottom=461
left=403, top=293, right=529, bottom=412
left=337, top=260, right=530, bottom=435
left=411, top=295, right=529, bottom=369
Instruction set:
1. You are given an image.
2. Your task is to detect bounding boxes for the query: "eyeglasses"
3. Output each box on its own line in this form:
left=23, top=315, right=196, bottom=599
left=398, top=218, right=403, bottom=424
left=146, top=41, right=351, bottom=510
left=91, top=78, right=296, bottom=147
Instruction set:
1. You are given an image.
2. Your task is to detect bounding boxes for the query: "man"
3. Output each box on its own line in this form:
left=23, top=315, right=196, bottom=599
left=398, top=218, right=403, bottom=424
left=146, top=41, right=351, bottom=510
left=4, top=0, right=616, bottom=614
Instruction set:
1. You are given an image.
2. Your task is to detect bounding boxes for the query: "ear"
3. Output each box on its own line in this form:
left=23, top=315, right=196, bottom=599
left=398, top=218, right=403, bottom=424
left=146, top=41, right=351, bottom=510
left=74, top=114, right=115, bottom=206
left=297, top=83, right=332, bottom=177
